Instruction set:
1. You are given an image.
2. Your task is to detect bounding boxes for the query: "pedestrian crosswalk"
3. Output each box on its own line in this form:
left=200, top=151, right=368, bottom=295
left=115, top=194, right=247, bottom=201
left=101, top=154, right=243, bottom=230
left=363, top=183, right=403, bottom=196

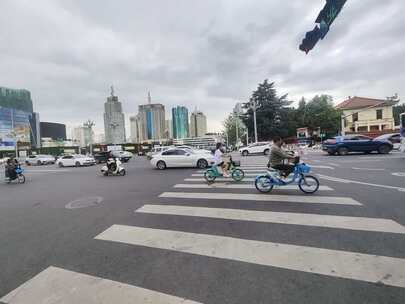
left=3, top=161, right=405, bottom=302
left=1, top=266, right=202, bottom=304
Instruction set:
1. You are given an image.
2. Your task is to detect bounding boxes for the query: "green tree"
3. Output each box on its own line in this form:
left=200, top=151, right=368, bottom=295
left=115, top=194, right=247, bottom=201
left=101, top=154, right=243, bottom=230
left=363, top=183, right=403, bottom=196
left=223, top=114, right=246, bottom=146
left=393, top=103, right=405, bottom=126
left=298, top=95, right=341, bottom=136
left=241, top=80, right=294, bottom=141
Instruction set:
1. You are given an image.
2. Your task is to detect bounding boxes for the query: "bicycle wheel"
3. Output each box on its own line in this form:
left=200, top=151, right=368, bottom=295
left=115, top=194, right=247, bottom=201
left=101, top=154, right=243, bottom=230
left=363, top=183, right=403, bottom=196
left=298, top=175, right=319, bottom=194
left=232, top=169, right=245, bottom=181
left=204, top=169, right=217, bottom=182
left=255, top=176, right=274, bottom=193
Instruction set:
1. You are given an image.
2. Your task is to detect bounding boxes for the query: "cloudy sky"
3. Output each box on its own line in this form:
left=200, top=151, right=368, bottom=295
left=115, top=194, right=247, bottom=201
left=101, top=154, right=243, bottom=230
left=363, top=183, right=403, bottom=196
left=1, top=0, right=404, bottom=136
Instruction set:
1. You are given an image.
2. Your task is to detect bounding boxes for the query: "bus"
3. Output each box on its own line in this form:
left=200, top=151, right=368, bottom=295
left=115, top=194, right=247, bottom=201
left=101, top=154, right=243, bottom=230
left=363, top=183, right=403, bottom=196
left=400, top=113, right=405, bottom=152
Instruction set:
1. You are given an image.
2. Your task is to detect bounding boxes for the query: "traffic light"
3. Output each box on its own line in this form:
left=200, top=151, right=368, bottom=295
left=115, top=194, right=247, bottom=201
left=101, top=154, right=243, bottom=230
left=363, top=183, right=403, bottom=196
left=299, top=0, right=347, bottom=53
left=299, top=26, right=321, bottom=54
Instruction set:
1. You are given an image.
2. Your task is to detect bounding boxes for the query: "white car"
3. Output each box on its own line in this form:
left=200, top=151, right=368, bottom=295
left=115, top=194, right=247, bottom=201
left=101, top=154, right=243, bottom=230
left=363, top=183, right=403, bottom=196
left=25, top=154, right=55, bottom=165
left=146, top=146, right=173, bottom=159
left=57, top=154, right=96, bottom=167
left=151, top=148, right=215, bottom=170
left=175, top=145, right=212, bottom=154
left=239, top=142, right=271, bottom=156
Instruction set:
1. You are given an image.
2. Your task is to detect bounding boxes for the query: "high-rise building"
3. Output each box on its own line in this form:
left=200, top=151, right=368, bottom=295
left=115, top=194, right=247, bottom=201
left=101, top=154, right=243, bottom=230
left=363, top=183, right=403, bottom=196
left=103, top=86, right=126, bottom=144
left=165, top=119, right=173, bottom=139
left=0, top=87, right=33, bottom=113
left=190, top=110, right=207, bottom=138
left=137, top=92, right=166, bottom=141
left=0, top=86, right=37, bottom=151
left=129, top=114, right=141, bottom=143
left=172, top=106, right=189, bottom=139
left=73, top=125, right=94, bottom=148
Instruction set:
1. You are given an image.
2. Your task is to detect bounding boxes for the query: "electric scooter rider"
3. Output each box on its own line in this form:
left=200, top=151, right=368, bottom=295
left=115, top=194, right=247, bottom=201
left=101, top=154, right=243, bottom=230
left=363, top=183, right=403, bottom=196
left=5, top=158, right=17, bottom=181
left=268, top=136, right=299, bottom=177
left=214, top=142, right=230, bottom=177
left=106, top=152, right=117, bottom=174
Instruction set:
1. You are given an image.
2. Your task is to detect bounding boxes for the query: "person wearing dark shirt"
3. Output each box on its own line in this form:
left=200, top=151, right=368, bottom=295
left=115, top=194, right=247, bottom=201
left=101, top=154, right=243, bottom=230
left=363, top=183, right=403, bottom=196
left=269, top=136, right=297, bottom=177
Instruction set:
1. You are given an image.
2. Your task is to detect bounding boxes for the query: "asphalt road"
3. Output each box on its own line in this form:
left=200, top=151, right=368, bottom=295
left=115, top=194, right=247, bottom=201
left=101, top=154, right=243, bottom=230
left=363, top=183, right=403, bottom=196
left=1, top=151, right=405, bottom=304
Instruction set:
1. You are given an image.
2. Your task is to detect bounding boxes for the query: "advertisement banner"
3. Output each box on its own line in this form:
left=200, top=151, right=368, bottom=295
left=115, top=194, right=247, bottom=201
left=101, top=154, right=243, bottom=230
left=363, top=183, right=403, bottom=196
left=0, top=106, right=31, bottom=151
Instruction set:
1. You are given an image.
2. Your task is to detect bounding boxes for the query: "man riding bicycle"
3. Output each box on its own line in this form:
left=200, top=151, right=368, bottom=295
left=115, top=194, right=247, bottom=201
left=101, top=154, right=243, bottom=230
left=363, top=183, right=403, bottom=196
left=268, top=136, right=299, bottom=177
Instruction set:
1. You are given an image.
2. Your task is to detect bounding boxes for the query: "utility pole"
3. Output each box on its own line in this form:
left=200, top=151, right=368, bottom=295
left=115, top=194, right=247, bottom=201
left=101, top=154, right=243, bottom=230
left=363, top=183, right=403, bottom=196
left=250, top=99, right=258, bottom=143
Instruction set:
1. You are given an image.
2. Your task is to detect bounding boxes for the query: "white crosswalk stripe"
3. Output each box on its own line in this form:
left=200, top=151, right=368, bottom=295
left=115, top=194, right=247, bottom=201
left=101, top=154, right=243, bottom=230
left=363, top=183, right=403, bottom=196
left=1, top=266, right=202, bottom=304
left=185, top=177, right=256, bottom=182
left=159, top=192, right=362, bottom=206
left=136, top=204, right=405, bottom=234
left=174, top=183, right=334, bottom=191
left=95, top=225, right=405, bottom=288
left=192, top=173, right=261, bottom=177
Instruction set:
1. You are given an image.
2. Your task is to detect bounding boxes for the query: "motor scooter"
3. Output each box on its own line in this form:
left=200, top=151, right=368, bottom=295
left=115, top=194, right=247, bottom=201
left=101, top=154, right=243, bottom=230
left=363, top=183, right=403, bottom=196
left=101, top=158, right=126, bottom=176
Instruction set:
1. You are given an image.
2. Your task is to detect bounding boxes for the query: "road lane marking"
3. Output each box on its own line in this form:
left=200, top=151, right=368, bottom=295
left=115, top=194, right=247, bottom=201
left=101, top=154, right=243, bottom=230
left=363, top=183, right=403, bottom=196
left=174, top=183, right=333, bottom=191
left=24, top=169, right=72, bottom=173
left=184, top=178, right=256, bottom=182
left=1, top=266, right=202, bottom=304
left=318, top=174, right=405, bottom=192
left=95, top=225, right=405, bottom=288
left=196, top=165, right=334, bottom=173
left=159, top=192, right=361, bottom=206
left=137, top=205, right=405, bottom=234
left=192, top=173, right=260, bottom=177
left=392, top=172, right=405, bottom=177
left=352, top=167, right=386, bottom=171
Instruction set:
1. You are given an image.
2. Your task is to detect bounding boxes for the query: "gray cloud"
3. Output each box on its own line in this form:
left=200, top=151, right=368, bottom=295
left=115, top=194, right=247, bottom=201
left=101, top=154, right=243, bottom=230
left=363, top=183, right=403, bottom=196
left=0, top=0, right=404, bottom=134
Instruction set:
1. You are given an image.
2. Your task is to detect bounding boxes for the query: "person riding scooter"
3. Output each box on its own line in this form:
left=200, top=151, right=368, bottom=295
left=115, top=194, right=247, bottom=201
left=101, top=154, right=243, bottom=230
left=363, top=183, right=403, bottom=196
left=106, top=152, right=118, bottom=174
left=5, top=158, right=17, bottom=181
left=268, top=136, right=299, bottom=177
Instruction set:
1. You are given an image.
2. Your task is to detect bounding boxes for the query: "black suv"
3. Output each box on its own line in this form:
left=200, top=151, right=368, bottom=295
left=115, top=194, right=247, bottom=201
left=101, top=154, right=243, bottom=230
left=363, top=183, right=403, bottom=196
left=93, top=151, right=110, bottom=164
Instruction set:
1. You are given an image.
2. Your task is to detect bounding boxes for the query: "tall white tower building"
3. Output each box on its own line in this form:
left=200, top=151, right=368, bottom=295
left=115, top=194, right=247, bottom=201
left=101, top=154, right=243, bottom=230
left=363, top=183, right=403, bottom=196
left=103, top=86, right=126, bottom=144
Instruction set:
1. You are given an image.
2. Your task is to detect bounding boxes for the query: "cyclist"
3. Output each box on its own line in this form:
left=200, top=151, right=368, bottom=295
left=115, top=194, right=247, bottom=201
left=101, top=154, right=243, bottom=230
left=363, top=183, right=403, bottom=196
left=268, top=136, right=298, bottom=177
left=214, top=142, right=230, bottom=177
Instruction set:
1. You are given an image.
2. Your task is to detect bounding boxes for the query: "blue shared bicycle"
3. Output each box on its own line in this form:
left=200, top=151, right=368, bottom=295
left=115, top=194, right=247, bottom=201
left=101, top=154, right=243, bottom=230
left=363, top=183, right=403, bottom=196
left=255, top=161, right=319, bottom=194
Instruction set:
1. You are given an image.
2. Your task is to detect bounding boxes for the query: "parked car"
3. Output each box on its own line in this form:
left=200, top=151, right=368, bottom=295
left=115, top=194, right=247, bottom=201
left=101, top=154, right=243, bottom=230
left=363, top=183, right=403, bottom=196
left=111, top=150, right=133, bottom=162
left=239, top=142, right=271, bottom=156
left=25, top=154, right=55, bottom=165
left=322, top=135, right=393, bottom=156
left=374, top=133, right=401, bottom=150
left=57, top=154, right=96, bottom=167
left=150, top=148, right=215, bottom=170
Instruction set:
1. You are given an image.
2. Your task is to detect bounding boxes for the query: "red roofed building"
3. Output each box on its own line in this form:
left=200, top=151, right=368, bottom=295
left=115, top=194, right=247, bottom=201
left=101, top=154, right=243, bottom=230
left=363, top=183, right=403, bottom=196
left=336, top=96, right=398, bottom=134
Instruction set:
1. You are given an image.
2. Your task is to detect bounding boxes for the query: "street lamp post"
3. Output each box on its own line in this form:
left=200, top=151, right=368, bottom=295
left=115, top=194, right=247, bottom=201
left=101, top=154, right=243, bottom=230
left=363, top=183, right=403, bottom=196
left=250, top=99, right=258, bottom=143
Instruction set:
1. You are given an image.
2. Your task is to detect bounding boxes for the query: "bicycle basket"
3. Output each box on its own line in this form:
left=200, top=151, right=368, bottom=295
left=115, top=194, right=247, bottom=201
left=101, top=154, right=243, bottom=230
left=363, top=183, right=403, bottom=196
left=232, top=160, right=241, bottom=167
left=300, top=163, right=311, bottom=173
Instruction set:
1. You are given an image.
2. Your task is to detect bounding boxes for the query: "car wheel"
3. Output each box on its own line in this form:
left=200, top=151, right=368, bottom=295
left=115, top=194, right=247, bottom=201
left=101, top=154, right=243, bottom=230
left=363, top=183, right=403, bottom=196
left=327, top=151, right=335, bottom=156
left=337, top=147, right=349, bottom=156
left=378, top=144, right=391, bottom=154
left=242, top=150, right=249, bottom=156
left=58, top=162, right=64, bottom=168
left=75, top=161, right=81, bottom=167
left=25, top=161, right=30, bottom=165
left=157, top=161, right=166, bottom=170
left=264, top=149, right=270, bottom=156
left=197, top=159, right=208, bottom=169
left=37, top=160, right=42, bottom=165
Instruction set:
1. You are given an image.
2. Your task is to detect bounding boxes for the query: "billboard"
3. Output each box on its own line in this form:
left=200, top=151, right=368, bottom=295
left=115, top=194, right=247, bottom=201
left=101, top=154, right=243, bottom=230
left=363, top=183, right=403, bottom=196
left=0, top=106, right=31, bottom=151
